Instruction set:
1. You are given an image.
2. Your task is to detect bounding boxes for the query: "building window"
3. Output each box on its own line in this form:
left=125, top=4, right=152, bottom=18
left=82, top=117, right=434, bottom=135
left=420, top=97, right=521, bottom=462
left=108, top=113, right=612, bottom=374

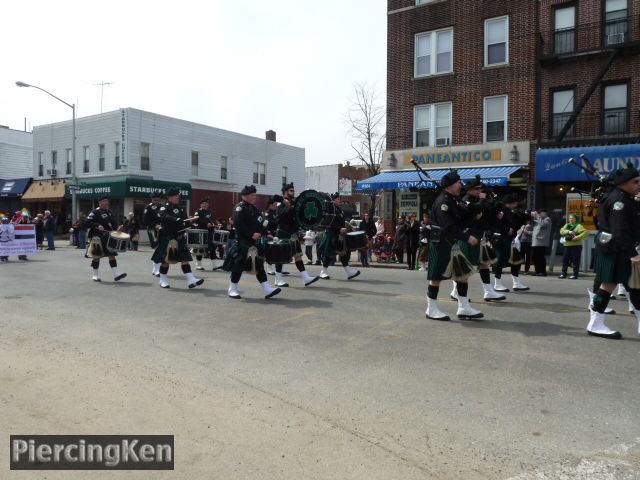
left=484, top=96, right=508, bottom=143
left=554, top=5, right=576, bottom=54
left=83, top=146, right=90, bottom=173
left=140, top=142, right=150, bottom=171
left=415, top=28, right=453, bottom=77
left=253, top=162, right=266, bottom=185
left=66, top=148, right=72, bottom=175
left=605, top=0, right=628, bottom=45
left=115, top=142, right=121, bottom=169
left=51, top=150, right=57, bottom=171
left=191, top=151, right=199, bottom=177
left=604, top=83, right=628, bottom=134
left=221, top=155, right=228, bottom=180
left=414, top=103, right=452, bottom=147
left=552, top=89, right=575, bottom=138
left=282, top=166, right=288, bottom=186
left=38, top=152, right=44, bottom=177
left=485, top=16, right=508, bottom=66
left=98, top=144, right=105, bottom=172
left=416, top=0, right=434, bottom=3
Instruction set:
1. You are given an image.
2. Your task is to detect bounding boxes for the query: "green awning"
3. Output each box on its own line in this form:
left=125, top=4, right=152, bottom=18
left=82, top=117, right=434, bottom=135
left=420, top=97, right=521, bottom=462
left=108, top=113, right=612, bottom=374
left=66, top=177, right=192, bottom=200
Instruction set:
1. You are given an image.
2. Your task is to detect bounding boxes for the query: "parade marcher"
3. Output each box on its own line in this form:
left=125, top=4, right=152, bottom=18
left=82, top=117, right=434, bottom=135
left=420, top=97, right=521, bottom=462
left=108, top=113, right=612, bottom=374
left=492, top=194, right=530, bottom=292
left=426, top=170, right=483, bottom=321
left=223, top=185, right=281, bottom=299
left=451, top=176, right=505, bottom=302
left=272, top=183, right=319, bottom=287
left=84, top=195, right=127, bottom=282
left=143, top=190, right=163, bottom=277
left=318, top=193, right=361, bottom=280
left=263, top=194, right=281, bottom=275
left=151, top=188, right=204, bottom=289
left=193, top=197, right=218, bottom=271
left=587, top=165, right=640, bottom=339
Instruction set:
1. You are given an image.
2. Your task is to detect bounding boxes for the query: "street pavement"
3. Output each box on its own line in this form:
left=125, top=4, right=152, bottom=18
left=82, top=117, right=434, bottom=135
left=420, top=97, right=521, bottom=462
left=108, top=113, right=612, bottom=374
left=1, top=246, right=639, bottom=479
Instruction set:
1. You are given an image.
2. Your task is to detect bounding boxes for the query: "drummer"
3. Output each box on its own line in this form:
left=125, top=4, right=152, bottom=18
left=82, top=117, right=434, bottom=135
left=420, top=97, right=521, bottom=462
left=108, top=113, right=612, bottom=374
left=84, top=195, right=127, bottom=282
left=151, top=188, right=204, bottom=289
left=143, top=189, right=163, bottom=277
left=318, top=192, right=361, bottom=280
left=273, top=183, right=319, bottom=287
left=263, top=194, right=281, bottom=275
left=193, top=197, right=219, bottom=271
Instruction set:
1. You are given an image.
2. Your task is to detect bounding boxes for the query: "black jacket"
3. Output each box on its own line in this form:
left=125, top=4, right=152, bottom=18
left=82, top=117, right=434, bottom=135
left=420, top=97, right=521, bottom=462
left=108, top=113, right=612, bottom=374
left=233, top=201, right=268, bottom=244
left=158, top=202, right=189, bottom=237
left=598, top=187, right=640, bottom=254
left=85, top=208, right=116, bottom=236
left=143, top=202, right=162, bottom=228
left=430, top=190, right=470, bottom=243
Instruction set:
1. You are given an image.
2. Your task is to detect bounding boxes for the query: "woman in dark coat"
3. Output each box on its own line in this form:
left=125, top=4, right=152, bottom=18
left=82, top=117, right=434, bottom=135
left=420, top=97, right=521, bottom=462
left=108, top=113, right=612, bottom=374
left=393, top=216, right=407, bottom=263
left=404, top=213, right=420, bottom=270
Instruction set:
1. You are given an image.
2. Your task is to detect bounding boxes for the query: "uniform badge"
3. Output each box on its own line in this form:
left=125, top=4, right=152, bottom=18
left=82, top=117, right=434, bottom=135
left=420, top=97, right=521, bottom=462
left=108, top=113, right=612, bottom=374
left=441, top=204, right=449, bottom=212
left=160, top=207, right=165, bottom=211
left=613, top=201, right=625, bottom=211
left=236, top=206, right=242, bottom=212
left=258, top=216, right=263, bottom=222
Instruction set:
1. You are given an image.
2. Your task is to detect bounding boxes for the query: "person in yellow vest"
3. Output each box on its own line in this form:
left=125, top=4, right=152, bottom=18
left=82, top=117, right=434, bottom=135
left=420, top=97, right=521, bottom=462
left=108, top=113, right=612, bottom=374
left=558, top=213, right=589, bottom=279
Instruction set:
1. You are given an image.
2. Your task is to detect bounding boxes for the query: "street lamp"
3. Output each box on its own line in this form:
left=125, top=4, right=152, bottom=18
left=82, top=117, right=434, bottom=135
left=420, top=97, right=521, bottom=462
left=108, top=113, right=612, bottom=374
left=16, top=81, right=77, bottom=224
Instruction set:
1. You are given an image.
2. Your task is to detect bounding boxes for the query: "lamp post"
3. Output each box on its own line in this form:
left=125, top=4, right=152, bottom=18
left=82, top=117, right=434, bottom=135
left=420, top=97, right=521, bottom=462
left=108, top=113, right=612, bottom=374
left=16, top=81, right=77, bottom=224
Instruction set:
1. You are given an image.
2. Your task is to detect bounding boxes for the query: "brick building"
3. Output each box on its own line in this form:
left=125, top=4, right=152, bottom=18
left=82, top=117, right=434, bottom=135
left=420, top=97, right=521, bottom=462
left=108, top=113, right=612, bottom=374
left=358, top=0, right=536, bottom=225
left=536, top=0, right=640, bottom=214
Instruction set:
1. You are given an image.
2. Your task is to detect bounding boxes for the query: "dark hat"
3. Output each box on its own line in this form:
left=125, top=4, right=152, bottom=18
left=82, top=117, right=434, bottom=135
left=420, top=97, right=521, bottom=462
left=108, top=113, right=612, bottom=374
left=151, top=189, right=162, bottom=198
left=200, top=197, right=210, bottom=204
left=167, top=188, right=180, bottom=197
left=466, top=174, right=484, bottom=189
left=331, top=192, right=340, bottom=200
left=281, top=182, right=294, bottom=193
left=441, top=170, right=461, bottom=188
left=502, top=193, right=520, bottom=204
left=608, top=163, right=640, bottom=186
left=537, top=207, right=548, bottom=213
left=98, top=194, right=109, bottom=201
left=241, top=185, right=257, bottom=195
left=268, top=194, right=283, bottom=204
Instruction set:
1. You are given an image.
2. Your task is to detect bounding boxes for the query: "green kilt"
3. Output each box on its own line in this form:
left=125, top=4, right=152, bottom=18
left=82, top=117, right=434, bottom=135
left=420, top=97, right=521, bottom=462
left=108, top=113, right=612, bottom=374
left=147, top=228, right=159, bottom=249
left=427, top=240, right=454, bottom=281
left=151, top=235, right=192, bottom=264
left=495, top=239, right=512, bottom=269
left=88, top=233, right=118, bottom=258
left=457, top=239, right=480, bottom=266
left=593, top=242, right=632, bottom=284
left=318, top=230, right=340, bottom=259
left=222, top=241, right=250, bottom=273
left=277, top=230, right=303, bottom=256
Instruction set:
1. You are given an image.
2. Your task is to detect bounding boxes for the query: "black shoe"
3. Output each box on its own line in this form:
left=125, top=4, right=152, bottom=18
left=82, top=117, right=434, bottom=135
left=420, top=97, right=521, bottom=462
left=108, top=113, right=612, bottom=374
left=426, top=314, right=451, bottom=321
left=188, top=278, right=205, bottom=288
left=265, top=287, right=281, bottom=299
left=587, top=330, right=622, bottom=339
left=114, top=273, right=127, bottom=281
left=304, top=276, right=320, bottom=286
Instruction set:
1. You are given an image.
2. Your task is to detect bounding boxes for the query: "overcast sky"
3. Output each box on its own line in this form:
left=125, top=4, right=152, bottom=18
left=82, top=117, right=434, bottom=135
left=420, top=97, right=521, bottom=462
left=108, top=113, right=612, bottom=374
left=1, top=0, right=386, bottom=167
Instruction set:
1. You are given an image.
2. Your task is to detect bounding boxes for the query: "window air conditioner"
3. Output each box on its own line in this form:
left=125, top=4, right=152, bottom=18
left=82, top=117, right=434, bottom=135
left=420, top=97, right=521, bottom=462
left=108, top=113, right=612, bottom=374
left=46, top=169, right=58, bottom=177
left=435, top=138, right=450, bottom=147
left=606, top=33, right=625, bottom=45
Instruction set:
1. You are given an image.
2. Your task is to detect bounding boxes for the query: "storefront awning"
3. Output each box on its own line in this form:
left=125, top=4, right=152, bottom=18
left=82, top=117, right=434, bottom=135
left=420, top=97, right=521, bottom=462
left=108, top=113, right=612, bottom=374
left=0, top=178, right=32, bottom=197
left=536, top=144, right=640, bottom=182
left=22, top=180, right=66, bottom=202
left=65, top=177, right=192, bottom=200
left=355, top=165, right=522, bottom=191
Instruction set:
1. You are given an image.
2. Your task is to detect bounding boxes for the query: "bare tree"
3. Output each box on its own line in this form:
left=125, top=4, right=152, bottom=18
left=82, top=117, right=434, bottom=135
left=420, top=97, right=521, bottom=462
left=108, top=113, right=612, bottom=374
left=346, top=82, right=386, bottom=216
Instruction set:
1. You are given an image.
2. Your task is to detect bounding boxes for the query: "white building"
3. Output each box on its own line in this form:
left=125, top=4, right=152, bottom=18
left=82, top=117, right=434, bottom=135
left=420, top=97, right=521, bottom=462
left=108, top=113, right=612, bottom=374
left=24, top=108, right=305, bottom=222
left=0, top=126, right=33, bottom=212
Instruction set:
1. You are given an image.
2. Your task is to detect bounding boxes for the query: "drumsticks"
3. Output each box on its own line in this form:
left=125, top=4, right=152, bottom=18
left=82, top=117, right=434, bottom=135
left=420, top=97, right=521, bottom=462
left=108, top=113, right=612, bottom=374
left=177, top=216, right=200, bottom=233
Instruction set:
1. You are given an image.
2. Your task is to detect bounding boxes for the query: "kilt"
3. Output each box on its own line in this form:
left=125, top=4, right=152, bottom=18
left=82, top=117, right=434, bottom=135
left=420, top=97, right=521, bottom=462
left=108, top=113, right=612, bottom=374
left=457, top=239, right=480, bottom=266
left=593, top=242, right=632, bottom=285
left=494, top=238, right=512, bottom=269
left=89, top=233, right=118, bottom=258
left=318, top=230, right=341, bottom=259
left=147, top=228, right=159, bottom=249
left=151, top=235, right=192, bottom=264
left=427, top=240, right=454, bottom=281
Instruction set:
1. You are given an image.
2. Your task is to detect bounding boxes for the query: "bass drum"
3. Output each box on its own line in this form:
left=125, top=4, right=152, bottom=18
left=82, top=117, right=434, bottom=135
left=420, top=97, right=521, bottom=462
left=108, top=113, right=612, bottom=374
left=294, top=190, right=337, bottom=230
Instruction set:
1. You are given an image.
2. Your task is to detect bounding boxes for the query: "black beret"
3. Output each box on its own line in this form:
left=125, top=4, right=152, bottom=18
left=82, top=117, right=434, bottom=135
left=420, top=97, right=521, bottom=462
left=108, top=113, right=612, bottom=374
left=167, top=188, right=180, bottom=196
left=331, top=192, right=340, bottom=200
left=281, top=182, right=294, bottom=193
left=241, top=185, right=257, bottom=195
left=466, top=174, right=484, bottom=189
left=268, top=194, right=283, bottom=204
left=502, top=193, right=520, bottom=204
left=441, top=170, right=461, bottom=188
left=151, top=189, right=162, bottom=198
left=608, top=164, right=640, bottom=186
left=200, top=197, right=210, bottom=204
left=98, top=194, right=109, bottom=201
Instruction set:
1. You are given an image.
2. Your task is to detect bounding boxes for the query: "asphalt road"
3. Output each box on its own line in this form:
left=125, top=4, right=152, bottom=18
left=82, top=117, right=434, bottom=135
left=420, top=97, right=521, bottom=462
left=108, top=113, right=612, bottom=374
left=1, top=247, right=639, bottom=479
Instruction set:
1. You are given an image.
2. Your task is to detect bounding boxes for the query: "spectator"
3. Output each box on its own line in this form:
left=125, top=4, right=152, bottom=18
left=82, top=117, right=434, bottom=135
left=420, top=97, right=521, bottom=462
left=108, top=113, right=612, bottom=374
left=405, top=213, right=420, bottom=270
left=359, top=212, right=376, bottom=264
left=518, top=219, right=533, bottom=274
left=43, top=210, right=56, bottom=250
left=393, top=216, right=407, bottom=263
left=34, top=213, right=44, bottom=250
left=123, top=212, right=140, bottom=251
left=559, top=213, right=589, bottom=279
left=531, top=208, right=552, bottom=276
left=375, top=217, right=385, bottom=237
left=418, top=213, right=430, bottom=271
left=303, top=229, right=316, bottom=265
left=75, top=213, right=87, bottom=249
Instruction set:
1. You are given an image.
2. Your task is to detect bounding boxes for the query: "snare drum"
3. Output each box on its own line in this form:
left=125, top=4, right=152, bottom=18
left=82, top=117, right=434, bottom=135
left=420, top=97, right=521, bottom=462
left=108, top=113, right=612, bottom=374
left=265, top=242, right=293, bottom=264
left=345, top=231, right=367, bottom=250
left=106, top=231, right=130, bottom=253
left=186, top=229, right=208, bottom=248
left=294, top=190, right=338, bottom=230
left=212, top=229, right=230, bottom=245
